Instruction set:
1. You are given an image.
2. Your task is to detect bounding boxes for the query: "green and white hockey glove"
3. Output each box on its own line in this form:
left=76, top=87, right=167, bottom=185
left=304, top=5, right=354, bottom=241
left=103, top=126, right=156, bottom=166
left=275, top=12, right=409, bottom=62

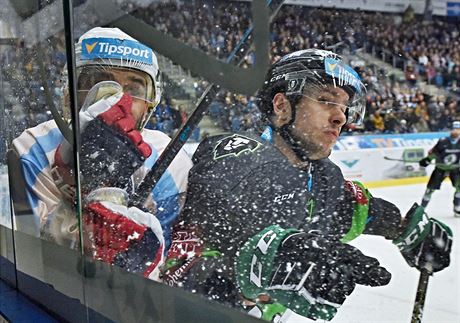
left=236, top=225, right=391, bottom=322
left=393, top=203, right=453, bottom=273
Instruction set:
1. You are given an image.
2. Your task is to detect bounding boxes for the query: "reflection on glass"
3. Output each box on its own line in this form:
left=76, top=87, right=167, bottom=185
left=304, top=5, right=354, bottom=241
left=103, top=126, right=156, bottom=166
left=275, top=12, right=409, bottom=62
left=2, top=1, right=459, bottom=322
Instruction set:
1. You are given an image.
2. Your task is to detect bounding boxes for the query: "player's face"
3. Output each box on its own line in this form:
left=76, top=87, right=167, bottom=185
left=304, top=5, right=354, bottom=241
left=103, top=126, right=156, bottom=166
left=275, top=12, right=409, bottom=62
left=290, top=85, right=348, bottom=160
left=77, top=67, right=150, bottom=127
left=451, top=129, right=460, bottom=138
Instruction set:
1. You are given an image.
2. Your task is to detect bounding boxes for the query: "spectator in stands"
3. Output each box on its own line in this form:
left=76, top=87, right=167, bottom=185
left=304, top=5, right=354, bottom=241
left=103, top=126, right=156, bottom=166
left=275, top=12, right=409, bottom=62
left=6, top=1, right=460, bottom=138
left=438, top=108, right=453, bottom=131
left=384, top=111, right=399, bottom=133
left=371, top=111, right=385, bottom=132
left=414, top=101, right=430, bottom=132
left=405, top=65, right=418, bottom=87
left=179, top=105, right=188, bottom=124
left=170, top=105, right=183, bottom=131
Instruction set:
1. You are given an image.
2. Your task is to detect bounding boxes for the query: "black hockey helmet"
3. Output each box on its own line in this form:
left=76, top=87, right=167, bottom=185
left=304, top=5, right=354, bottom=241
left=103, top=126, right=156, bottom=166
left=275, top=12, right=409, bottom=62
left=257, top=49, right=367, bottom=126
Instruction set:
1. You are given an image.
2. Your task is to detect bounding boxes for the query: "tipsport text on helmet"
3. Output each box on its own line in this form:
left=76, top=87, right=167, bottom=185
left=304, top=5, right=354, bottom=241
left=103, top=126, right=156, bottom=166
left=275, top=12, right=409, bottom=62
left=73, top=27, right=162, bottom=130
left=81, top=38, right=153, bottom=65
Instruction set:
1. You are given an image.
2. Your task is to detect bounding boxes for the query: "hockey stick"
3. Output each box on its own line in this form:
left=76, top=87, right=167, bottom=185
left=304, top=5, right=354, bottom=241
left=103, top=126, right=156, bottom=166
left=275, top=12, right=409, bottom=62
left=411, top=269, right=431, bottom=323
left=129, top=0, right=285, bottom=207
left=383, top=156, right=421, bottom=162
left=383, top=156, right=460, bottom=168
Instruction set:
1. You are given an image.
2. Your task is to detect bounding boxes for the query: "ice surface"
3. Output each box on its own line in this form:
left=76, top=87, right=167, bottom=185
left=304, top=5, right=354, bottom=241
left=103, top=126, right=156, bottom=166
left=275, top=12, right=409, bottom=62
left=285, top=182, right=459, bottom=323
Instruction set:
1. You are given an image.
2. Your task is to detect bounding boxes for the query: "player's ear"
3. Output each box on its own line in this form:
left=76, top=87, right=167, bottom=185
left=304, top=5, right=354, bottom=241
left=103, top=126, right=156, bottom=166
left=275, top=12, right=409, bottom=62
left=272, top=93, right=292, bottom=127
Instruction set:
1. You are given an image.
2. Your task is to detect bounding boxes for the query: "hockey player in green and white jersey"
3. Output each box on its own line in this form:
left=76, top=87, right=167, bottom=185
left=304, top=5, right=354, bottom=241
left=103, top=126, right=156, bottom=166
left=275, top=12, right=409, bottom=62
left=419, top=120, right=460, bottom=216
left=163, top=49, right=453, bottom=322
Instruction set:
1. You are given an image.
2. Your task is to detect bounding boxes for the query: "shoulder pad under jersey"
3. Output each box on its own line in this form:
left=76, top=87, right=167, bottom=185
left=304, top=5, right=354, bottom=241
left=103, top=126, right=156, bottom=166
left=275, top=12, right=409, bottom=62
left=190, top=132, right=284, bottom=187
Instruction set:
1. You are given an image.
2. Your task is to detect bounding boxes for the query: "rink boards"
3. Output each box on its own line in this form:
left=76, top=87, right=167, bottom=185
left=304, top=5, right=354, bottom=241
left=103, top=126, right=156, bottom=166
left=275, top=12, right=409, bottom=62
left=331, top=132, right=449, bottom=185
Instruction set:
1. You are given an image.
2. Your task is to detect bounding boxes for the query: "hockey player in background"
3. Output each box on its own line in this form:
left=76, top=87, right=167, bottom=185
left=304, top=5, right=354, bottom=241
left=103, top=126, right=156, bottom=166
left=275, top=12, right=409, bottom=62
left=419, top=120, right=460, bottom=216
left=11, top=27, right=192, bottom=279
left=163, top=49, right=453, bottom=321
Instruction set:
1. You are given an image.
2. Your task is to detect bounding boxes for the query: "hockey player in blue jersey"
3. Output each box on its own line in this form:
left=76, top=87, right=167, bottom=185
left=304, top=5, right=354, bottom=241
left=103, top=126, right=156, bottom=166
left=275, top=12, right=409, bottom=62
left=11, top=27, right=193, bottom=280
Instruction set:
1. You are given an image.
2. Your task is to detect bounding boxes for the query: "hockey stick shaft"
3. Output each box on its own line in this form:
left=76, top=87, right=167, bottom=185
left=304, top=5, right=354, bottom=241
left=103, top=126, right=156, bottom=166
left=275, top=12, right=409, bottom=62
left=411, top=269, right=431, bottom=323
left=129, top=0, right=284, bottom=207
left=384, top=156, right=421, bottom=162
left=383, top=156, right=460, bottom=168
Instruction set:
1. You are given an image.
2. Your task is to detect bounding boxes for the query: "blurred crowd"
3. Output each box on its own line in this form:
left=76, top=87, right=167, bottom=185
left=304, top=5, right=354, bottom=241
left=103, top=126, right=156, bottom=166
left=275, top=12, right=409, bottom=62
left=370, top=13, right=460, bottom=92
left=1, top=0, right=460, bottom=142
left=133, top=1, right=460, bottom=134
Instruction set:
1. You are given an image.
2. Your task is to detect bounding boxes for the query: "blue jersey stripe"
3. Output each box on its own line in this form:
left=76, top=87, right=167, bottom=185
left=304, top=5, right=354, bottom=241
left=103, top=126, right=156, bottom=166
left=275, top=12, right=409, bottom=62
left=21, top=128, right=63, bottom=186
left=143, top=143, right=181, bottom=249
left=152, top=171, right=180, bottom=201
left=20, top=159, right=42, bottom=209
left=156, top=194, right=182, bottom=250
left=144, top=143, right=180, bottom=201
left=144, top=145, right=159, bottom=169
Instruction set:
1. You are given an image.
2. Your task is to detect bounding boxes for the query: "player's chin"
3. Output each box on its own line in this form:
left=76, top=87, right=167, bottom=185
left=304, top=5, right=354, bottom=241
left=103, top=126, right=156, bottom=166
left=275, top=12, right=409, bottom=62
left=318, top=148, right=332, bottom=159
left=320, top=137, right=337, bottom=152
left=321, top=139, right=336, bottom=155
left=312, top=144, right=332, bottom=160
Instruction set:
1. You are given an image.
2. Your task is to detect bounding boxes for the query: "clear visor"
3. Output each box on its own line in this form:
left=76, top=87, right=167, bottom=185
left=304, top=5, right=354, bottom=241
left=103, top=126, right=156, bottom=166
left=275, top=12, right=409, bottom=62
left=77, top=65, right=155, bottom=104
left=285, top=69, right=367, bottom=126
left=76, top=65, right=158, bottom=130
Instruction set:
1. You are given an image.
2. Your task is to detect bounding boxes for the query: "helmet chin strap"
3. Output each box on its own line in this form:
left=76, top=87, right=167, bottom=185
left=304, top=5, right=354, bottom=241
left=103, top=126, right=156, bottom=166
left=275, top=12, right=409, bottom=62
left=274, top=106, right=311, bottom=163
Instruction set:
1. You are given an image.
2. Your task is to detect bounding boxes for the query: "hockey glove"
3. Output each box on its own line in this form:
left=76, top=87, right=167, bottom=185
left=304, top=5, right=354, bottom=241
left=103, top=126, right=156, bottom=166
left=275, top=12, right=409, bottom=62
left=53, top=81, right=152, bottom=195
left=236, top=225, right=391, bottom=322
left=83, top=188, right=164, bottom=280
left=418, top=157, right=431, bottom=167
left=393, top=203, right=452, bottom=273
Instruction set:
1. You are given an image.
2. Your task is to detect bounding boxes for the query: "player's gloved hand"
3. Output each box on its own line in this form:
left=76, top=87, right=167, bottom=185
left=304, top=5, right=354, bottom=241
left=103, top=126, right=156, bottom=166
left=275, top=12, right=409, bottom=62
left=418, top=157, right=431, bottom=167
left=80, top=81, right=152, bottom=193
left=53, top=81, right=152, bottom=195
left=83, top=188, right=164, bottom=280
left=236, top=225, right=391, bottom=322
left=393, top=203, right=452, bottom=273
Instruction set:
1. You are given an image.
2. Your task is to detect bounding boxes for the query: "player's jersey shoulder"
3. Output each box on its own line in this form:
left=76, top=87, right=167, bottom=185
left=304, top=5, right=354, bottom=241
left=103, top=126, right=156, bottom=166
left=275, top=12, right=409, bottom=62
left=13, top=120, right=62, bottom=156
left=141, top=128, right=173, bottom=150
left=190, top=132, right=284, bottom=184
left=12, top=120, right=63, bottom=173
left=195, top=132, right=280, bottom=162
left=439, top=137, right=451, bottom=145
left=433, top=137, right=460, bottom=153
left=137, top=128, right=193, bottom=197
left=316, top=157, right=342, bottom=172
left=312, top=158, right=345, bottom=187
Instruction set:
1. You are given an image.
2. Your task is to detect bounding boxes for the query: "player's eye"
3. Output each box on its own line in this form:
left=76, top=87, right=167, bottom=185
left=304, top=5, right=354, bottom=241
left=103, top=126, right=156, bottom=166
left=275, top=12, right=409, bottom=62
left=124, top=84, right=147, bottom=99
left=318, top=99, right=347, bottom=113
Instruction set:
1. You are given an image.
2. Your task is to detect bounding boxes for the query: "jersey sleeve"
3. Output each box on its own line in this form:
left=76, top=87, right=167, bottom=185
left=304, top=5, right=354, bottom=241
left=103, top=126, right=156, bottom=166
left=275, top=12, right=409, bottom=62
left=138, top=129, right=193, bottom=247
left=340, top=180, right=403, bottom=242
left=11, top=123, right=64, bottom=237
left=339, top=180, right=371, bottom=243
left=427, top=139, right=442, bottom=159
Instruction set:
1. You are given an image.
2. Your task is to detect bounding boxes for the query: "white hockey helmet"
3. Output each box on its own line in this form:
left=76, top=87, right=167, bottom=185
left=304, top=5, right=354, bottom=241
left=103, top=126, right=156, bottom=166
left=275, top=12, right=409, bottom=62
left=74, top=27, right=162, bottom=129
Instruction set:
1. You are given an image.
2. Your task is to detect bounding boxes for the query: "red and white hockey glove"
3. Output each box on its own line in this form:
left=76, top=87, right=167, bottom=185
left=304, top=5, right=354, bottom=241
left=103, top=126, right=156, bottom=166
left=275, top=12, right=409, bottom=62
left=53, top=81, right=152, bottom=196
left=83, top=188, right=164, bottom=280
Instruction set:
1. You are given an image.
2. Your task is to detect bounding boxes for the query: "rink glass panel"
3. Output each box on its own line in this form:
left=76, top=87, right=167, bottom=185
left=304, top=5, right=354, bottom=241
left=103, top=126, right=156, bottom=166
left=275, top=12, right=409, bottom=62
left=3, top=1, right=457, bottom=322
left=0, top=0, right=262, bottom=322
left=0, top=0, right=87, bottom=319
left=0, top=22, right=16, bottom=288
